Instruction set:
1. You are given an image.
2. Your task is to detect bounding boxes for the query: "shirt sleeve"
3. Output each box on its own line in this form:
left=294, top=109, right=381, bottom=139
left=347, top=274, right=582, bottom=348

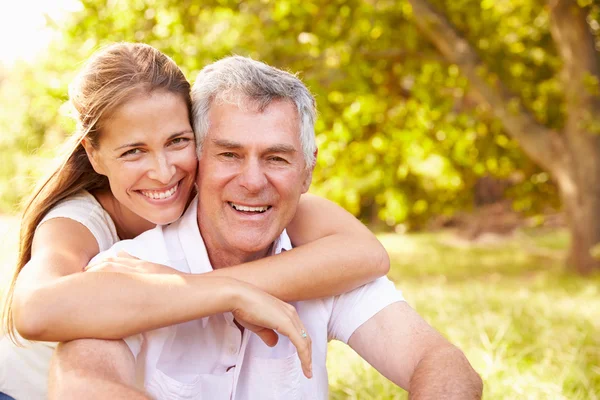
left=328, top=277, right=405, bottom=343
left=38, top=192, right=119, bottom=252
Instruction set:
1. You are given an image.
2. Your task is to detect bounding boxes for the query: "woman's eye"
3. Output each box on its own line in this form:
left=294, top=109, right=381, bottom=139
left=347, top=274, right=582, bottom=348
left=121, top=148, right=142, bottom=157
left=170, top=137, right=191, bottom=146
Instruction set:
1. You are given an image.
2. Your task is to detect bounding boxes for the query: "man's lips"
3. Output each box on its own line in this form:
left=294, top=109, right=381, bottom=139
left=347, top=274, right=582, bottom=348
left=228, top=202, right=272, bottom=213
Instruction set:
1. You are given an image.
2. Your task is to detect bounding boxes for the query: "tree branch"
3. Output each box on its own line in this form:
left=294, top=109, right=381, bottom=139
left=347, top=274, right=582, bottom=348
left=548, top=0, right=600, bottom=118
left=406, top=0, right=563, bottom=172
left=357, top=48, right=444, bottom=62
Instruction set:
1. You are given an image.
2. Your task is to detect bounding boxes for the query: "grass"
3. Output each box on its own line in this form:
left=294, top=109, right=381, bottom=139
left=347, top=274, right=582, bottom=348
left=1, top=216, right=598, bottom=399
left=327, top=229, right=600, bottom=400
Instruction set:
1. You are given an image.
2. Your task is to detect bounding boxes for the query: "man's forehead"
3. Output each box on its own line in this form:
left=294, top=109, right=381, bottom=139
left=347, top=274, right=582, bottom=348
left=208, top=97, right=298, bottom=121
left=213, top=91, right=296, bottom=113
left=204, top=101, right=301, bottom=147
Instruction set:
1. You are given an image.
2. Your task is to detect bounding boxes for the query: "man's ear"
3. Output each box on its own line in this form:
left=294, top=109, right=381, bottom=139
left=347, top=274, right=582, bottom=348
left=301, top=148, right=318, bottom=193
left=301, top=169, right=313, bottom=193
left=81, top=138, right=106, bottom=176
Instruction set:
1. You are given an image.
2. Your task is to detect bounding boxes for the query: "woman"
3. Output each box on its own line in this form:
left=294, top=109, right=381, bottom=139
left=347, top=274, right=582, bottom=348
left=0, top=43, right=389, bottom=399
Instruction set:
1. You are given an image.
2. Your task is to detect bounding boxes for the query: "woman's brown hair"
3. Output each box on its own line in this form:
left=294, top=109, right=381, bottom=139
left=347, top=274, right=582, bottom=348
left=1, top=42, right=192, bottom=343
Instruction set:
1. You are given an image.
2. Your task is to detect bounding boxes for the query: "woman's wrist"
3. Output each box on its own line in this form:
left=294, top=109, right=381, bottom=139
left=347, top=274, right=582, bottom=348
left=203, top=275, right=246, bottom=313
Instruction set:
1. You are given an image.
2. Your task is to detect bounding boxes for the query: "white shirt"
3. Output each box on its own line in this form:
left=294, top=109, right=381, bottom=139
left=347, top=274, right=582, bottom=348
left=93, top=197, right=404, bottom=400
left=0, top=191, right=119, bottom=400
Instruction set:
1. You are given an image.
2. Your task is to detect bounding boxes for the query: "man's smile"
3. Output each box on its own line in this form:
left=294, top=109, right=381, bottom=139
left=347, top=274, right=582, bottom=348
left=228, top=202, right=272, bottom=214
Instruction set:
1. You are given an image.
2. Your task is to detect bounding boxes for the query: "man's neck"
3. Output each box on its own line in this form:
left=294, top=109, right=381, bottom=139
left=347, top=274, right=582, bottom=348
left=199, top=229, right=274, bottom=269
left=206, top=247, right=270, bottom=269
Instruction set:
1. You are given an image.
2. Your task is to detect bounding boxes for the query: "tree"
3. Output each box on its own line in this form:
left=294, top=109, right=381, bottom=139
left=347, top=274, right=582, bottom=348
left=3, top=0, right=587, bottom=270
left=43, top=0, right=557, bottom=223
left=407, top=0, right=600, bottom=274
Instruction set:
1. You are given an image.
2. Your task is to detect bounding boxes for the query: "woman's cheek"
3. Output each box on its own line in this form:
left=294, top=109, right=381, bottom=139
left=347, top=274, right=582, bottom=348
left=120, top=159, right=151, bottom=181
left=182, top=148, right=199, bottom=171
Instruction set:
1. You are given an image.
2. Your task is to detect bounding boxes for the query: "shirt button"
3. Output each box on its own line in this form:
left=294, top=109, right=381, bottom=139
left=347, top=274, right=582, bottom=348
left=229, top=345, right=238, bottom=355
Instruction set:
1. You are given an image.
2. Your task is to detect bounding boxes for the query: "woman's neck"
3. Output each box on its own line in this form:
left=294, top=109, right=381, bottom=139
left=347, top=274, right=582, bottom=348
left=91, top=190, right=155, bottom=240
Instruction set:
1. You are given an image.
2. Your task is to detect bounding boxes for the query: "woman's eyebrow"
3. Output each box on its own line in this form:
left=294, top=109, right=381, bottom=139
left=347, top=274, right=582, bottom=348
left=113, top=131, right=194, bottom=151
left=114, top=141, right=145, bottom=151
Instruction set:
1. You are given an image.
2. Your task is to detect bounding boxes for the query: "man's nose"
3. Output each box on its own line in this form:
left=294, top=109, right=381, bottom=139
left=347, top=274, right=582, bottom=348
left=147, top=153, right=176, bottom=184
left=238, top=159, right=268, bottom=193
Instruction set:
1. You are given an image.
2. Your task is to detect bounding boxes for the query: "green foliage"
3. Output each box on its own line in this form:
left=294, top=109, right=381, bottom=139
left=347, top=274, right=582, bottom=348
left=0, top=0, right=567, bottom=225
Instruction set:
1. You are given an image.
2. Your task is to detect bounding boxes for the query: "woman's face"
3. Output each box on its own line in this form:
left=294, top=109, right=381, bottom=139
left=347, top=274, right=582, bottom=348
left=84, top=90, right=197, bottom=225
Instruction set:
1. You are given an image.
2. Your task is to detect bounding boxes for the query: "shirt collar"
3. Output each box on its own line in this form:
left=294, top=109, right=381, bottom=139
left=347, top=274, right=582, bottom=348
left=177, top=196, right=213, bottom=274
left=271, top=229, right=292, bottom=255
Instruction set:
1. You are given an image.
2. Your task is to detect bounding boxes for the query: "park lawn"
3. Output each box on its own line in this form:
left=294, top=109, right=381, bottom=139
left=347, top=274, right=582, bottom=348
left=327, top=229, right=600, bottom=400
left=1, top=219, right=599, bottom=399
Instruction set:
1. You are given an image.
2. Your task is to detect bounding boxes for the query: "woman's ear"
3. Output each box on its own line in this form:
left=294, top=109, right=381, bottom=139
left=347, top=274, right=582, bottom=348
left=81, top=138, right=106, bottom=176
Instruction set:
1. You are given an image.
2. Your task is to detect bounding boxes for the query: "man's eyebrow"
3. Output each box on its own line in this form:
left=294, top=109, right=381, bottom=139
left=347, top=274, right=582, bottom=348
left=211, top=139, right=243, bottom=149
left=266, top=144, right=297, bottom=154
left=113, top=131, right=193, bottom=151
left=211, top=139, right=297, bottom=154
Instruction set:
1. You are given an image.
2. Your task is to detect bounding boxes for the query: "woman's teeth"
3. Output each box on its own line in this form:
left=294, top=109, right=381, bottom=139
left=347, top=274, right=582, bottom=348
left=141, top=184, right=178, bottom=200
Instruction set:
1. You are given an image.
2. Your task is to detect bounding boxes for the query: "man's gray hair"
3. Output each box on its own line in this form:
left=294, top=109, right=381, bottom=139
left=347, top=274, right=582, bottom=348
left=191, top=55, right=317, bottom=167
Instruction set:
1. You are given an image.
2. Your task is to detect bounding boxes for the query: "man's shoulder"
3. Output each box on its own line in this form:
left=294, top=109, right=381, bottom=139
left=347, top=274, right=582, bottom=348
left=91, top=225, right=170, bottom=264
left=335, top=277, right=402, bottom=303
left=326, top=276, right=404, bottom=343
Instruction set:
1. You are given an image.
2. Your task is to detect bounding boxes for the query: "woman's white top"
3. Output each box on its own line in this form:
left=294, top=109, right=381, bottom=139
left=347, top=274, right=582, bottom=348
left=0, top=191, right=118, bottom=400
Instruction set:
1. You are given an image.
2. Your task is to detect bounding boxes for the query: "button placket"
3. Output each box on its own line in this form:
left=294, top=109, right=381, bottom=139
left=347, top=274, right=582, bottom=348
left=221, top=313, right=243, bottom=370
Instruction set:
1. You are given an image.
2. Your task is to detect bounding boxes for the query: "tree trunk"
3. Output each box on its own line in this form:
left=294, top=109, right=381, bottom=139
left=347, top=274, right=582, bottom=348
left=549, top=0, right=600, bottom=273
left=407, top=0, right=600, bottom=273
left=558, top=163, right=600, bottom=274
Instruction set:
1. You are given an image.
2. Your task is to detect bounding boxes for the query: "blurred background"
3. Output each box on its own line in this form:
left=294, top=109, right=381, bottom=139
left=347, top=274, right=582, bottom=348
left=0, top=0, right=599, bottom=398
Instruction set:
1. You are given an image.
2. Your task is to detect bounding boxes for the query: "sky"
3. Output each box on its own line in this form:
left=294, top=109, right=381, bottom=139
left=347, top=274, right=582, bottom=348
left=0, top=0, right=81, bottom=65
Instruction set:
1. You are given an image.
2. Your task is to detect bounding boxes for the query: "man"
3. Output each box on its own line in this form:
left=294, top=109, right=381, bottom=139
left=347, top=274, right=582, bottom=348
left=49, top=56, right=482, bottom=399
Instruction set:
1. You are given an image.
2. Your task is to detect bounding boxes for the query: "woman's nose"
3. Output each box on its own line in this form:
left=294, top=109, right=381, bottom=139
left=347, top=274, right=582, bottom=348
left=148, top=154, right=176, bottom=184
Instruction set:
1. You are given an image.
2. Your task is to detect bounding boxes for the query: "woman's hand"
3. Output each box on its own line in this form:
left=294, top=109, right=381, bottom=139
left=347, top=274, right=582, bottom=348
left=231, top=282, right=313, bottom=379
left=84, top=251, right=180, bottom=275
left=85, top=253, right=312, bottom=378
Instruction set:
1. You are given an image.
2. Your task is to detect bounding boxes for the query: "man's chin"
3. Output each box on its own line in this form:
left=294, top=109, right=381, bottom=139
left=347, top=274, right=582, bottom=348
left=227, top=236, right=276, bottom=257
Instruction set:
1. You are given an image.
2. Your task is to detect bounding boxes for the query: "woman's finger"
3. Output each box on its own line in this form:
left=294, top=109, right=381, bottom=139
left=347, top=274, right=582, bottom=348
left=116, top=250, right=139, bottom=260
left=84, top=263, right=138, bottom=274
left=283, top=305, right=313, bottom=376
left=253, top=327, right=279, bottom=347
left=276, top=318, right=312, bottom=379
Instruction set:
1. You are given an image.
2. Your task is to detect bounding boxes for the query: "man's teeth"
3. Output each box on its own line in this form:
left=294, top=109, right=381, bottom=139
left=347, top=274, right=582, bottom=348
left=141, top=184, right=178, bottom=200
left=230, top=203, right=270, bottom=213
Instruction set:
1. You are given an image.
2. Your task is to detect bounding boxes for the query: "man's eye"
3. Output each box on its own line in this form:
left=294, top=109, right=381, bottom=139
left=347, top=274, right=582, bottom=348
left=220, top=152, right=237, bottom=158
left=121, top=148, right=142, bottom=157
left=269, top=156, right=287, bottom=163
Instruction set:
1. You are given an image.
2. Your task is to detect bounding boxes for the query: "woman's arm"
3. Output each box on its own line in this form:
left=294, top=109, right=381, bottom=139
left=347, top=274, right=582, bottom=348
left=13, top=194, right=388, bottom=341
left=208, top=193, right=389, bottom=301
left=12, top=217, right=235, bottom=340
left=12, top=218, right=310, bottom=356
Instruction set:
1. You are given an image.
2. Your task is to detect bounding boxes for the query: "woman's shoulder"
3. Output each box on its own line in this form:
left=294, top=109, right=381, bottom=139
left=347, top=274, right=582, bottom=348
left=42, top=190, right=104, bottom=220
left=40, top=190, right=119, bottom=251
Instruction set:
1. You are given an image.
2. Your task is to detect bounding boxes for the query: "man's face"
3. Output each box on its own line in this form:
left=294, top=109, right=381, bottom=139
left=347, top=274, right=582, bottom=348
left=197, top=98, right=313, bottom=263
